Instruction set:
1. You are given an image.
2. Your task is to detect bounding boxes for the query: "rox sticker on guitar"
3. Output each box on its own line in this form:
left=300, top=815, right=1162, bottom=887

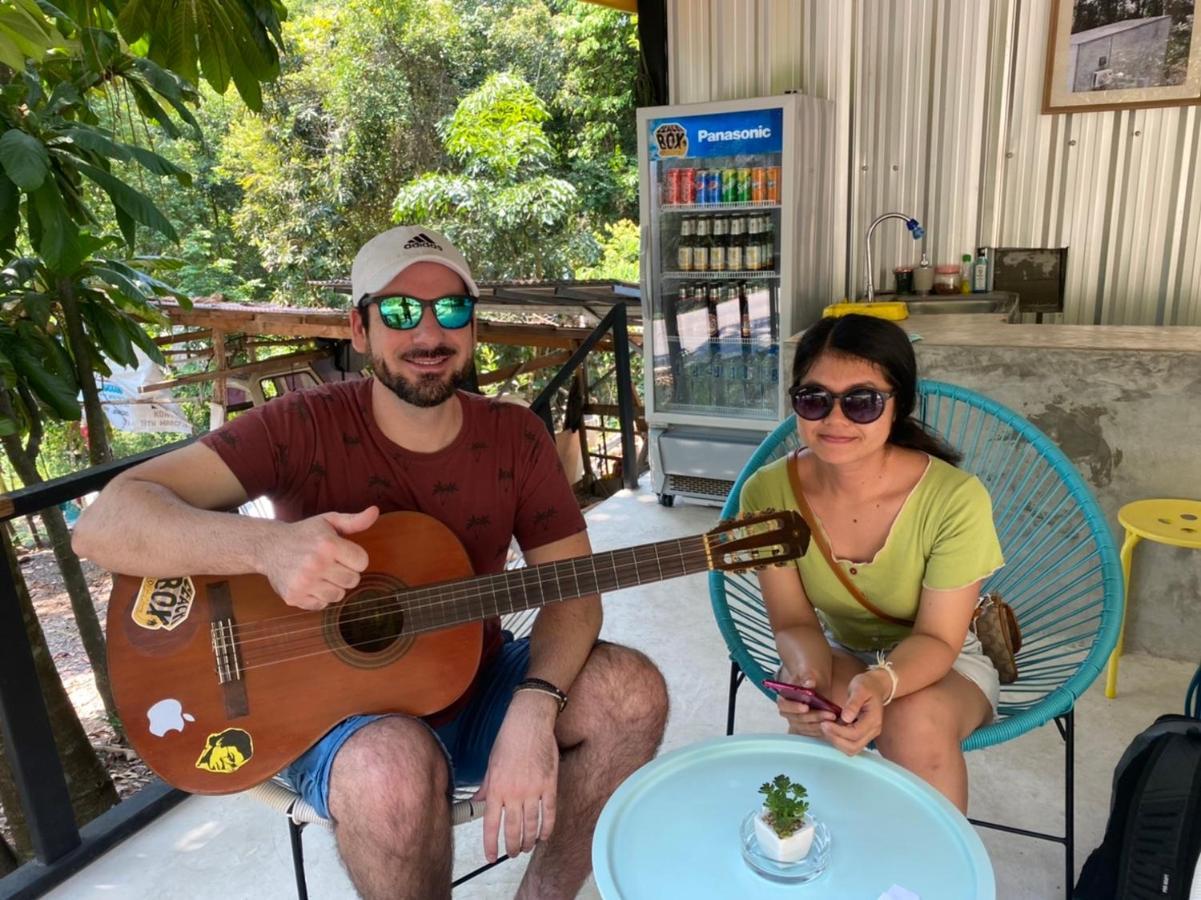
left=131, top=576, right=195, bottom=631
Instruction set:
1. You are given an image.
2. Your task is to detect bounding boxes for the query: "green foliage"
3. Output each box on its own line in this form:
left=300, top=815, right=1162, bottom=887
left=759, top=774, right=809, bottom=838
left=0, top=0, right=69, bottom=73
left=575, top=219, right=639, bottom=282
left=110, top=0, right=287, bottom=110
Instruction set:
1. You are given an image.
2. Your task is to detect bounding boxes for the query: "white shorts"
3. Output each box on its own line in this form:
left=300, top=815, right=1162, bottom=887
left=828, top=630, right=1000, bottom=721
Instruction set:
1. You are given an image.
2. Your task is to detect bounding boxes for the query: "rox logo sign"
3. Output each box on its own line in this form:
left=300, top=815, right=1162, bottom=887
left=131, top=577, right=195, bottom=631
left=653, top=123, right=688, bottom=157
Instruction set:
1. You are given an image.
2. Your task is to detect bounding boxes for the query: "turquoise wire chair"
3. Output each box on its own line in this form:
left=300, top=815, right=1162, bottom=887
left=709, top=380, right=1123, bottom=899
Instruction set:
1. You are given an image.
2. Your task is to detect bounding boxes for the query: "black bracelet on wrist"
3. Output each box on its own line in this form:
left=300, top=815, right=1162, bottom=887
left=513, top=677, right=568, bottom=713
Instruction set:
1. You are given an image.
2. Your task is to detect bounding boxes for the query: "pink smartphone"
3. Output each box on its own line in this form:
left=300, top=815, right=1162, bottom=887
left=762, top=679, right=845, bottom=719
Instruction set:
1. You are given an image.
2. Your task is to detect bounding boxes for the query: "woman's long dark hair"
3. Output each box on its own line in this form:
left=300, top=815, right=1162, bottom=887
left=789, top=314, right=961, bottom=465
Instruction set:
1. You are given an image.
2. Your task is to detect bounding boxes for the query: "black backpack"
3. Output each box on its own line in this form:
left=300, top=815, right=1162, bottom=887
left=1075, top=714, right=1201, bottom=899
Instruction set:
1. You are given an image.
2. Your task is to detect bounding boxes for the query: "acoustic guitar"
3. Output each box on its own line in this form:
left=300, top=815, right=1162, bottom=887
left=106, top=509, right=809, bottom=794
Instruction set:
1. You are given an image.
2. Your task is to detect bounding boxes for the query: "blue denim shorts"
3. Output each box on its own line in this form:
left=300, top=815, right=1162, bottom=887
left=281, top=635, right=531, bottom=820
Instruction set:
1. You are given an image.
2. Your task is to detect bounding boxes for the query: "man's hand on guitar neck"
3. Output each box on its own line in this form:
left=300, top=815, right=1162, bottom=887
left=261, top=506, right=379, bottom=610
left=475, top=689, right=561, bottom=862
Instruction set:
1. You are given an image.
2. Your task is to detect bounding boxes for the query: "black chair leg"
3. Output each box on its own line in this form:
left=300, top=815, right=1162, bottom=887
left=288, top=819, right=308, bottom=900
left=968, top=710, right=1076, bottom=898
left=727, top=660, right=745, bottom=736
left=286, top=815, right=509, bottom=894
left=1062, top=710, right=1075, bottom=899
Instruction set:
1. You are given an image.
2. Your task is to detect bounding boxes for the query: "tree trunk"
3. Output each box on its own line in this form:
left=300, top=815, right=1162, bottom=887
left=57, top=278, right=112, bottom=466
left=0, top=530, right=118, bottom=857
left=0, top=736, right=31, bottom=861
left=0, top=394, right=119, bottom=730
left=0, top=827, right=17, bottom=875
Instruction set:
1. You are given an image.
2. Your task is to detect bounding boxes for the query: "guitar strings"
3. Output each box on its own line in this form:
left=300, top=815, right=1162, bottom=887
left=227, top=536, right=710, bottom=643
left=231, top=545, right=718, bottom=673
left=232, top=541, right=712, bottom=656
left=232, top=545, right=716, bottom=674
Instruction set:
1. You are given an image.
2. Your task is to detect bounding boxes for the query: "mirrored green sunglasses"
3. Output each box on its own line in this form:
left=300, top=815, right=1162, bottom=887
left=363, top=294, right=477, bottom=331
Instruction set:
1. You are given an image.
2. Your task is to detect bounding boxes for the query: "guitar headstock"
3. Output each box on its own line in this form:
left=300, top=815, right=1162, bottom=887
left=703, top=509, right=811, bottom=573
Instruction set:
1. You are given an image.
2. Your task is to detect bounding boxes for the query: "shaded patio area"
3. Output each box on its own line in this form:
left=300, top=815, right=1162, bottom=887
left=46, top=478, right=1197, bottom=899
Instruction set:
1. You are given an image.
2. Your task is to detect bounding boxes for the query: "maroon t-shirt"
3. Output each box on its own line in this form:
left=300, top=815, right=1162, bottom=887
left=200, top=379, right=586, bottom=716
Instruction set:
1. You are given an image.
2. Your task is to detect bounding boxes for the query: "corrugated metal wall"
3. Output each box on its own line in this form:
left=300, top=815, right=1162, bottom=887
left=667, top=0, right=1201, bottom=325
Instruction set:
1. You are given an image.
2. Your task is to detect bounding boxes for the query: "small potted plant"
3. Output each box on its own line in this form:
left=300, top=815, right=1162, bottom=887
left=753, top=774, right=816, bottom=863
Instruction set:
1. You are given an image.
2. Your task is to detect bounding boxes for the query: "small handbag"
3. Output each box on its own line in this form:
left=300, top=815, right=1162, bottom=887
left=971, top=593, right=1022, bottom=684
left=786, top=451, right=1022, bottom=683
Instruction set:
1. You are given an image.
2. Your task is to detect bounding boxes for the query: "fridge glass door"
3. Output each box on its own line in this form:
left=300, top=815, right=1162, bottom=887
left=646, top=107, right=786, bottom=423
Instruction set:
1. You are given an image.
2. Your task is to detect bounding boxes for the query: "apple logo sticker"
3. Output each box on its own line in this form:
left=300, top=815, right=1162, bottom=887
left=147, top=699, right=196, bottom=737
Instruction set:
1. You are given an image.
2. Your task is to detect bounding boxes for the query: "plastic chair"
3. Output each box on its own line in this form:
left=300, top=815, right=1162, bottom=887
left=709, top=380, right=1124, bottom=899
left=1105, top=498, right=1201, bottom=697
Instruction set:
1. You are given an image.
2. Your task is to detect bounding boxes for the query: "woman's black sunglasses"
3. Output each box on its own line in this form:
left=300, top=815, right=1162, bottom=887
left=362, top=294, right=477, bottom=331
left=790, top=386, right=894, bottom=424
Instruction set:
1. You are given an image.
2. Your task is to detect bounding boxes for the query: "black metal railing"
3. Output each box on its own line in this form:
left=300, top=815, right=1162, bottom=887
left=0, top=443, right=190, bottom=900
left=529, top=301, right=639, bottom=491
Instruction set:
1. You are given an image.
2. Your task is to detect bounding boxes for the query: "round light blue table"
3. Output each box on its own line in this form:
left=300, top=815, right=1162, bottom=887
left=592, top=734, right=994, bottom=899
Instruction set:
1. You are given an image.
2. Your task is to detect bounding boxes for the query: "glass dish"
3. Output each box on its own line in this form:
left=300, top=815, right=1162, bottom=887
left=739, top=809, right=831, bottom=883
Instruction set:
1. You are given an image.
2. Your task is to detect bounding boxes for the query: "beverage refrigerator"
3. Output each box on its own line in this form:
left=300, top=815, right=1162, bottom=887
left=636, top=94, right=836, bottom=507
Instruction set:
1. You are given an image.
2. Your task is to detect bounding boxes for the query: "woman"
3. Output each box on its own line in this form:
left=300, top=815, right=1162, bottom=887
left=739, top=314, right=1003, bottom=811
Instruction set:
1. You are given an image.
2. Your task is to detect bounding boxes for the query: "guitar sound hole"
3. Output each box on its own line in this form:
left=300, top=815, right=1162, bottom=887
left=336, top=588, right=405, bottom=654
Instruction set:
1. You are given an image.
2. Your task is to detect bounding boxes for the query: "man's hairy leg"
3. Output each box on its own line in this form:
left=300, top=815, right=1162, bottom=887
left=328, top=717, right=454, bottom=900
left=517, top=644, right=669, bottom=900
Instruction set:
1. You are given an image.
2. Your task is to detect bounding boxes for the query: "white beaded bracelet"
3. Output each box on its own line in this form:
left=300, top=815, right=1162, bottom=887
left=867, top=655, right=899, bottom=706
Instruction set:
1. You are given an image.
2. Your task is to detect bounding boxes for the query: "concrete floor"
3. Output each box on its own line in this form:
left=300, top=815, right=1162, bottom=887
left=47, top=478, right=1198, bottom=899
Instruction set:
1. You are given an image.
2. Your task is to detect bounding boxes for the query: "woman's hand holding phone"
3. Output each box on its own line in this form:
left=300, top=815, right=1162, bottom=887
left=764, top=674, right=842, bottom=738
left=816, top=670, right=889, bottom=757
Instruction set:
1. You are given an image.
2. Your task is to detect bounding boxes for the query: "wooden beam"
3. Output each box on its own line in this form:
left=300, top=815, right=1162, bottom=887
left=477, top=350, right=571, bottom=387
left=141, top=349, right=330, bottom=393
left=157, top=302, right=642, bottom=349
left=155, top=328, right=211, bottom=345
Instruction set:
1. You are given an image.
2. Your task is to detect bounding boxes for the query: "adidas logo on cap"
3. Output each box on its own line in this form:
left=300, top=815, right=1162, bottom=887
left=403, top=233, right=442, bottom=251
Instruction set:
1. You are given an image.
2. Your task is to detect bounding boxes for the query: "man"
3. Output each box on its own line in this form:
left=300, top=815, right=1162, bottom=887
left=73, top=226, right=669, bottom=900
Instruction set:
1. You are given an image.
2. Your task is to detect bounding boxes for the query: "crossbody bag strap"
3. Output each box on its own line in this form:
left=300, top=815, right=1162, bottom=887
left=786, top=450, right=915, bottom=628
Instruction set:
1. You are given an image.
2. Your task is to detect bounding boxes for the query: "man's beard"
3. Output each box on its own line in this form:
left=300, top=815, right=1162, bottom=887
left=372, top=347, right=471, bottom=408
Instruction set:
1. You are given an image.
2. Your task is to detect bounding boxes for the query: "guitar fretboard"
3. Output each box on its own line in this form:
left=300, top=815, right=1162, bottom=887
left=397, top=535, right=711, bottom=634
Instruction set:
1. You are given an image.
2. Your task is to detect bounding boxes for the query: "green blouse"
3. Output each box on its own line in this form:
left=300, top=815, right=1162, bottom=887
left=739, top=454, right=1004, bottom=651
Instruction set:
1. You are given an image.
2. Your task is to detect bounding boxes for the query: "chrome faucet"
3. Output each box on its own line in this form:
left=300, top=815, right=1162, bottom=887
left=863, top=212, right=924, bottom=303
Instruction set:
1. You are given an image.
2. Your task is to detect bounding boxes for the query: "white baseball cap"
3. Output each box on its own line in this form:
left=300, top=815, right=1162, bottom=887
left=351, top=226, right=479, bottom=305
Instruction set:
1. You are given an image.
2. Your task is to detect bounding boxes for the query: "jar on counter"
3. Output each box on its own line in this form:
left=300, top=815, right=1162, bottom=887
left=893, top=266, right=914, bottom=294
left=933, top=264, right=961, bottom=294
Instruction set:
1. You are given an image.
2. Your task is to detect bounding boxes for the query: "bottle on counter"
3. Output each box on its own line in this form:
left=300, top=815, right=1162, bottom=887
left=913, top=252, right=934, bottom=295
left=960, top=254, right=973, bottom=294
left=973, top=249, right=990, bottom=293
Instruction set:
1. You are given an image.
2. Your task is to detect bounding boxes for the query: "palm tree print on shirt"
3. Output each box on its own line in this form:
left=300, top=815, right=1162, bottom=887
left=433, top=482, right=460, bottom=503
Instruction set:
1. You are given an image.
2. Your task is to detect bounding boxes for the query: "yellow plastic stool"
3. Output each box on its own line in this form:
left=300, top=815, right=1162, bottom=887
left=1105, top=498, right=1201, bottom=698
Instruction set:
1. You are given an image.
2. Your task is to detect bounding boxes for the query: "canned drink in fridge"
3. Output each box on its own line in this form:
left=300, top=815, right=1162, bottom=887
left=665, top=168, right=681, bottom=205
left=721, top=168, right=737, bottom=203
left=679, top=167, right=695, bottom=204
left=736, top=168, right=751, bottom=203
left=766, top=166, right=780, bottom=203
left=704, top=170, right=722, bottom=204
left=750, top=167, right=766, bottom=203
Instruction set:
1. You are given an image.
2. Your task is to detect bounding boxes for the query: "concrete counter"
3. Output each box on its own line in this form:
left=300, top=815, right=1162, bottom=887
left=902, top=313, right=1201, bottom=352
left=786, top=316, right=1201, bottom=662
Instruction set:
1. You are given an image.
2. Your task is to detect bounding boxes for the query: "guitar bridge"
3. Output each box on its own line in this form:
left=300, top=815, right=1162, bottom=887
left=208, top=581, right=249, bottom=718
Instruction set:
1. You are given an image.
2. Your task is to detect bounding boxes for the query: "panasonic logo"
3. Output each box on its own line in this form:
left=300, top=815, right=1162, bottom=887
left=697, top=126, right=772, bottom=142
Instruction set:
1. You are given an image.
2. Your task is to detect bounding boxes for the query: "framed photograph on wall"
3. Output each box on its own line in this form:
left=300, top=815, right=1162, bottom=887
left=1044, top=0, right=1201, bottom=112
